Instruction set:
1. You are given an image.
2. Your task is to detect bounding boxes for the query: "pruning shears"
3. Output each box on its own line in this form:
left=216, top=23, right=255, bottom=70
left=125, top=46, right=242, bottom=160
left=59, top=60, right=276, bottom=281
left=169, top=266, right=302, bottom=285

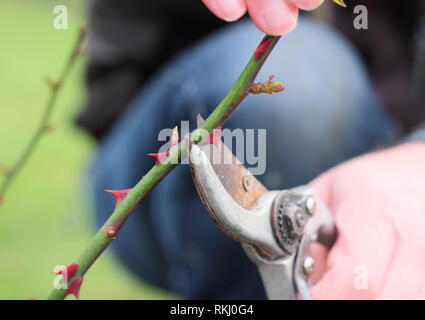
left=189, top=137, right=337, bottom=300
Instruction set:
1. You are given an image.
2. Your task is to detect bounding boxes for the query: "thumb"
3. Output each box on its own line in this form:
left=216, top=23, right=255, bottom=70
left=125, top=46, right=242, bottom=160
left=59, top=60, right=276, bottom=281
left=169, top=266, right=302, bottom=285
left=308, top=181, right=397, bottom=299
left=201, top=0, right=246, bottom=22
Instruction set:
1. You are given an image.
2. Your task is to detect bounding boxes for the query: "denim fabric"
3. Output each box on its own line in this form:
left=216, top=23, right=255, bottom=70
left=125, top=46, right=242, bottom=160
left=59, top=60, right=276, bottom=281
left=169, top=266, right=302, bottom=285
left=88, top=18, right=395, bottom=299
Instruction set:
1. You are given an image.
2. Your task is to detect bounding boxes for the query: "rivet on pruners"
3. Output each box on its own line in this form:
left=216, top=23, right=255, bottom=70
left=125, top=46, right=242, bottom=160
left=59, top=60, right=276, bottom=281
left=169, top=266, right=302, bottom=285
left=242, top=176, right=251, bottom=192
left=303, top=256, right=315, bottom=276
left=306, top=197, right=316, bottom=215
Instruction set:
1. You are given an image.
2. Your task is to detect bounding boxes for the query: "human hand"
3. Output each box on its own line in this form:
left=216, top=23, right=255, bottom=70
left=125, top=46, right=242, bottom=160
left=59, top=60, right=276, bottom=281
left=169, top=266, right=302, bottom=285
left=201, top=0, right=324, bottom=36
left=309, top=142, right=425, bottom=299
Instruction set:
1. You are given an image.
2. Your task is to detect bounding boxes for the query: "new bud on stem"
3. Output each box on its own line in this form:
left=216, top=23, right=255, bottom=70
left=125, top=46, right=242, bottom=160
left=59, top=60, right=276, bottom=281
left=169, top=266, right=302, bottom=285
left=248, top=75, right=285, bottom=94
left=103, top=226, right=117, bottom=239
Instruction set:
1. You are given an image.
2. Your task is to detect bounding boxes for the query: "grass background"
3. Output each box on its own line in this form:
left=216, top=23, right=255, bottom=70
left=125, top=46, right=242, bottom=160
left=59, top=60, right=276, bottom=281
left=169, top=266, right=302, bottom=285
left=0, top=0, right=171, bottom=299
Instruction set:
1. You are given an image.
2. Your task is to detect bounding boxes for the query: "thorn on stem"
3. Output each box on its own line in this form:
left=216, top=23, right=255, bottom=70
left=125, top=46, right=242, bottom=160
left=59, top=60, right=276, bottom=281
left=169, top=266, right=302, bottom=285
left=43, top=123, right=55, bottom=133
left=43, top=77, right=62, bottom=91
left=148, top=152, right=169, bottom=165
left=105, top=189, right=132, bottom=207
left=53, top=262, right=79, bottom=280
left=66, top=276, right=83, bottom=300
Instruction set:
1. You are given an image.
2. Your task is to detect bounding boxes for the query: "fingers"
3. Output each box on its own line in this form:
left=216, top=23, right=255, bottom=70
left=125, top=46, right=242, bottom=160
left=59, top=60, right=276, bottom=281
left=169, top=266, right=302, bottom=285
left=310, top=167, right=397, bottom=299
left=289, top=0, right=324, bottom=11
left=377, top=246, right=425, bottom=299
left=375, top=196, right=425, bottom=299
left=202, top=0, right=323, bottom=36
left=310, top=197, right=397, bottom=299
left=201, top=0, right=247, bottom=22
left=245, top=0, right=299, bottom=36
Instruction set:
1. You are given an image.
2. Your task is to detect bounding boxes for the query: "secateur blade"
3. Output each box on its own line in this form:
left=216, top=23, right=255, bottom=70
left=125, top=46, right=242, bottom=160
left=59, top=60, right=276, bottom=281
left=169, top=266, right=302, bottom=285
left=189, top=136, right=284, bottom=258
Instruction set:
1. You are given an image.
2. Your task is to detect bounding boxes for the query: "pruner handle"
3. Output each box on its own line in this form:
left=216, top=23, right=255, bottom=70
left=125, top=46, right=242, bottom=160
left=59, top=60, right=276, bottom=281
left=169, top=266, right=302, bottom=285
left=244, top=186, right=336, bottom=300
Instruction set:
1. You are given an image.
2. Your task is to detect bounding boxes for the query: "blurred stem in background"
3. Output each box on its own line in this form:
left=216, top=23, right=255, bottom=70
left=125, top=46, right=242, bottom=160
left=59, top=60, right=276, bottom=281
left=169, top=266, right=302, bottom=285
left=0, top=27, right=86, bottom=204
left=0, top=0, right=170, bottom=300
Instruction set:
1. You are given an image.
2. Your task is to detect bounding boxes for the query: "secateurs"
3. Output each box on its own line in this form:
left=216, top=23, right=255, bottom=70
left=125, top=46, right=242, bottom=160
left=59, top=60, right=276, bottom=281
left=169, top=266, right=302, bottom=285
left=189, top=136, right=337, bottom=300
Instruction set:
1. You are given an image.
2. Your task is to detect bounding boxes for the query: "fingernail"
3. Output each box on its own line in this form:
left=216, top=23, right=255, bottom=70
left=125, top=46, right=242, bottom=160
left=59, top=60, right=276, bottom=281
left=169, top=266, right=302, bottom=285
left=262, top=0, right=298, bottom=35
left=214, top=0, right=245, bottom=22
left=290, top=0, right=324, bottom=11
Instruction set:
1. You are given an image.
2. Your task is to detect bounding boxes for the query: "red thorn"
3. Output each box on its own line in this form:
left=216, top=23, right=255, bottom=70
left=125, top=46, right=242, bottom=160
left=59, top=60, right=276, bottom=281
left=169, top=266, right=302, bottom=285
left=104, top=226, right=117, bottom=239
left=254, top=37, right=271, bottom=60
left=204, top=127, right=222, bottom=145
left=171, top=126, right=179, bottom=147
left=148, top=152, right=169, bottom=165
left=29, top=297, right=41, bottom=300
left=105, top=189, right=132, bottom=207
left=66, top=276, right=84, bottom=300
left=53, top=262, right=79, bottom=280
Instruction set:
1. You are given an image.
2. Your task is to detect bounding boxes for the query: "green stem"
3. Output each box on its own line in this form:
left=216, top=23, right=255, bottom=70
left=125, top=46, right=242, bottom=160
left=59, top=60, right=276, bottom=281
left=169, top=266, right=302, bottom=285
left=46, top=34, right=280, bottom=300
left=0, top=27, right=86, bottom=204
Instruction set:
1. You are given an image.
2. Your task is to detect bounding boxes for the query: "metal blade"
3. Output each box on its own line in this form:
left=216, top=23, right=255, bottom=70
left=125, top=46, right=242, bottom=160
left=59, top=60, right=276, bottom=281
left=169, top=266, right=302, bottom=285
left=190, top=139, right=268, bottom=210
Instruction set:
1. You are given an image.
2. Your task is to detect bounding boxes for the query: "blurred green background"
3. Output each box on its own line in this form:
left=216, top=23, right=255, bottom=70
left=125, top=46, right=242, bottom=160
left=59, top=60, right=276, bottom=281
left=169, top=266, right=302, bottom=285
left=0, top=0, right=171, bottom=299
